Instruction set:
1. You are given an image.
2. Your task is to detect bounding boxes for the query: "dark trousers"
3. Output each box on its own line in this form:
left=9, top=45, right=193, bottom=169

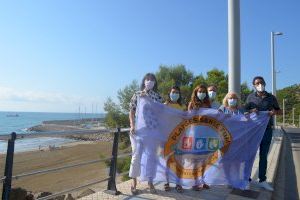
left=258, top=127, right=273, bottom=182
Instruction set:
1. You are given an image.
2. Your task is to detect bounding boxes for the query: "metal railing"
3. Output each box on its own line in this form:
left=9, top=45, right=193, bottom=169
left=1, top=128, right=131, bottom=200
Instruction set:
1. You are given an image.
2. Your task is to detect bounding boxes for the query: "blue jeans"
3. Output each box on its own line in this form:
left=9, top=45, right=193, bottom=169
left=259, top=127, right=273, bottom=182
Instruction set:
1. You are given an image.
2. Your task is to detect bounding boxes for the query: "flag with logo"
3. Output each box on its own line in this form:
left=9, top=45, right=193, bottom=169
left=134, top=97, right=270, bottom=189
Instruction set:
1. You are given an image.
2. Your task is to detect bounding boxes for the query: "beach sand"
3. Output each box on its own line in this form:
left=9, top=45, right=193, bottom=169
left=0, top=140, right=125, bottom=198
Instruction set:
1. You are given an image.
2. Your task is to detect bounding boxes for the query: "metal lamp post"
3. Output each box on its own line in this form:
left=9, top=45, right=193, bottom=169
left=271, top=31, right=283, bottom=127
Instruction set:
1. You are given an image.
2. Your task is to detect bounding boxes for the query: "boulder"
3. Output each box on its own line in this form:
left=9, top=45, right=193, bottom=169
left=77, top=188, right=95, bottom=198
left=9, top=187, right=27, bottom=200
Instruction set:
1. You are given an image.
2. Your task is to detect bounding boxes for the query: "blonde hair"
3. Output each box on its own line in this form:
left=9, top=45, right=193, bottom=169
left=222, top=92, right=240, bottom=107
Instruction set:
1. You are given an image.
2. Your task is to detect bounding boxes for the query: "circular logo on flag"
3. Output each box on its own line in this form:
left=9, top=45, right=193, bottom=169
left=164, top=115, right=232, bottom=179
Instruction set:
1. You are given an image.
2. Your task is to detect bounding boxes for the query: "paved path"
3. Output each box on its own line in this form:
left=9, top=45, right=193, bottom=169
left=273, top=128, right=300, bottom=200
left=79, top=129, right=283, bottom=200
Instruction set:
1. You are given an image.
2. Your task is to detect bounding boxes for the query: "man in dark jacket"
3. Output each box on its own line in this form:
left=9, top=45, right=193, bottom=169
left=245, top=76, right=282, bottom=191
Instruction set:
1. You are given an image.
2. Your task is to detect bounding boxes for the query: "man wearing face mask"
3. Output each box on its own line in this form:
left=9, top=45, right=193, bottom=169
left=208, top=85, right=221, bottom=109
left=245, top=76, right=282, bottom=191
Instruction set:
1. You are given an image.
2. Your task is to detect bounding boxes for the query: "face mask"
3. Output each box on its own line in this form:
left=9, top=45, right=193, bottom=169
left=228, top=98, right=237, bottom=107
left=197, top=92, right=206, bottom=100
left=208, top=91, right=216, bottom=100
left=170, top=93, right=179, bottom=102
left=144, top=80, right=155, bottom=90
left=255, top=84, right=265, bottom=92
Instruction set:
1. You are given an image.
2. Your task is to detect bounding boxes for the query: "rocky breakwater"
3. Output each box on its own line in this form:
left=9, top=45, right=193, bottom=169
left=27, top=118, right=114, bottom=142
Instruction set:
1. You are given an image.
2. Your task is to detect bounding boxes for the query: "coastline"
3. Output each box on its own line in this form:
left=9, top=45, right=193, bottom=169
left=0, top=118, right=114, bottom=155
left=0, top=117, right=130, bottom=198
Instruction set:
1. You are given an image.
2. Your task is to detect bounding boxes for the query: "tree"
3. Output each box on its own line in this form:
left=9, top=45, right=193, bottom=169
left=155, top=65, right=194, bottom=104
left=103, top=97, right=128, bottom=128
left=191, top=69, right=228, bottom=104
left=276, top=84, right=300, bottom=125
left=241, top=82, right=252, bottom=104
left=118, top=80, right=139, bottom=113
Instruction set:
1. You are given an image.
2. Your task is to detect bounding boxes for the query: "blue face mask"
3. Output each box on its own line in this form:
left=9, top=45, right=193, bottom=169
left=208, top=91, right=217, bottom=100
left=228, top=98, right=237, bottom=107
left=170, top=93, right=179, bottom=102
left=197, top=92, right=206, bottom=100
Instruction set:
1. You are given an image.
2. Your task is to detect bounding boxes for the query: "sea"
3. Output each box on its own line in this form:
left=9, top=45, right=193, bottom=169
left=0, top=111, right=105, bottom=153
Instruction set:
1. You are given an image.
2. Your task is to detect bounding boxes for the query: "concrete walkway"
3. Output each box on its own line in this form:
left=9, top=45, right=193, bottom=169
left=79, top=129, right=283, bottom=200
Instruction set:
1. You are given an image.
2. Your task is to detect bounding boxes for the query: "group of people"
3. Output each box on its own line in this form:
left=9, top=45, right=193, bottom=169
left=128, top=73, right=281, bottom=194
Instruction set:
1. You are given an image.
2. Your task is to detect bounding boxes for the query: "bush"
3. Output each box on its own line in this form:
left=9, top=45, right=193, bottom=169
left=122, top=173, right=130, bottom=181
left=116, top=156, right=131, bottom=173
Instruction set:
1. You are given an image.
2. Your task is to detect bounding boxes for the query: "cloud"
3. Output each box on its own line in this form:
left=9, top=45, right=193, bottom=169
left=0, top=85, right=100, bottom=105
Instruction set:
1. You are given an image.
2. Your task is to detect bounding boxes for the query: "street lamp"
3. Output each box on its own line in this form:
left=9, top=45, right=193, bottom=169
left=271, top=31, right=283, bottom=127
left=271, top=31, right=283, bottom=97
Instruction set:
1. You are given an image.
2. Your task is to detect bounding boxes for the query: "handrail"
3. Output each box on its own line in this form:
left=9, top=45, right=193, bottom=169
left=36, top=177, right=109, bottom=200
left=12, top=157, right=111, bottom=180
left=1, top=128, right=131, bottom=199
left=0, top=176, right=5, bottom=183
left=11, top=152, right=131, bottom=180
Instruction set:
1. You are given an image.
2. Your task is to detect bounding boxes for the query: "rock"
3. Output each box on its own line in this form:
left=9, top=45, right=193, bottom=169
left=9, top=187, right=27, bottom=200
left=54, top=195, right=65, bottom=200
left=25, top=193, right=34, bottom=200
left=37, top=192, right=52, bottom=199
left=77, top=188, right=95, bottom=198
left=65, top=194, right=75, bottom=200
left=36, top=192, right=66, bottom=200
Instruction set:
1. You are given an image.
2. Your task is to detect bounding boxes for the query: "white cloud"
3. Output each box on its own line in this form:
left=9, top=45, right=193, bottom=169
left=0, top=86, right=103, bottom=112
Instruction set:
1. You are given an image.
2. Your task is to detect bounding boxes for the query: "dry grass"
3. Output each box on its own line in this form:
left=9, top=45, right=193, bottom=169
left=0, top=141, right=114, bottom=196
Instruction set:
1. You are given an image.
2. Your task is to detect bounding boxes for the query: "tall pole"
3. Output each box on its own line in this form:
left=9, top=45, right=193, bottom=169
left=271, top=31, right=283, bottom=128
left=228, top=0, right=241, bottom=97
left=282, top=98, right=285, bottom=127
left=271, top=32, right=276, bottom=97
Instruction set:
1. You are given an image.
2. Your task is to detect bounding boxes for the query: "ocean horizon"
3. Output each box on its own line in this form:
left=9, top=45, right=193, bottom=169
left=0, top=111, right=106, bottom=153
left=0, top=111, right=105, bottom=135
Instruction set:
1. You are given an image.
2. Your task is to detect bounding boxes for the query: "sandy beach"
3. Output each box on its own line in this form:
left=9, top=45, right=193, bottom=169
left=0, top=118, right=132, bottom=198
left=0, top=140, right=129, bottom=198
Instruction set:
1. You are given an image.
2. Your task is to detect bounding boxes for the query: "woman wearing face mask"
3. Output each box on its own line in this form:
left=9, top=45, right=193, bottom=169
left=164, top=86, right=185, bottom=193
left=208, top=85, right=221, bottom=109
left=188, top=85, right=211, bottom=191
left=188, top=85, right=211, bottom=111
left=129, top=73, right=163, bottom=194
left=165, top=86, right=186, bottom=110
left=218, top=92, right=244, bottom=115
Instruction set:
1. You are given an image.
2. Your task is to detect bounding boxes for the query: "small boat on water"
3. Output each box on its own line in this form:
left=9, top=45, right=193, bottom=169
left=6, top=114, right=19, bottom=117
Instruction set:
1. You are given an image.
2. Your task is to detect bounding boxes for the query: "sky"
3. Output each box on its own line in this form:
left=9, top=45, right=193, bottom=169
left=0, top=0, right=299, bottom=113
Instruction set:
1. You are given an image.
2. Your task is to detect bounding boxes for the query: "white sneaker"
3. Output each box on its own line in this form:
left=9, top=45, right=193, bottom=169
left=245, top=184, right=250, bottom=190
left=258, top=181, right=274, bottom=191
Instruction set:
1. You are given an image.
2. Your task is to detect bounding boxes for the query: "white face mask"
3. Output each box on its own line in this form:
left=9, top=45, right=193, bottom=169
left=255, top=84, right=265, bottom=92
left=170, top=93, right=179, bottom=102
left=197, top=92, right=206, bottom=100
left=144, top=80, right=155, bottom=90
left=228, top=98, right=237, bottom=107
left=208, top=91, right=216, bottom=100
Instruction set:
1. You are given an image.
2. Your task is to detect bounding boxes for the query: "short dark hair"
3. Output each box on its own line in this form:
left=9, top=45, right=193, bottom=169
left=252, top=76, right=266, bottom=85
left=167, top=85, right=182, bottom=105
left=140, top=73, right=158, bottom=91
